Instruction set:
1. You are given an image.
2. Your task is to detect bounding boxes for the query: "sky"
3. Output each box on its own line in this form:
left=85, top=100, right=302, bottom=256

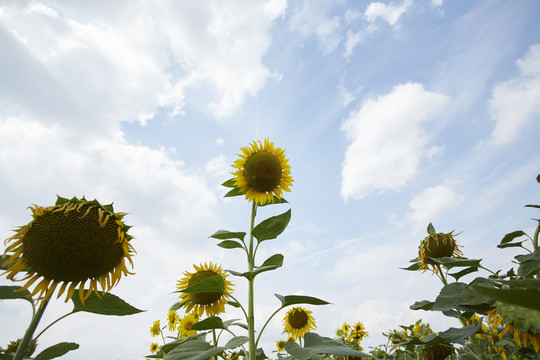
left=0, top=0, right=539, bottom=359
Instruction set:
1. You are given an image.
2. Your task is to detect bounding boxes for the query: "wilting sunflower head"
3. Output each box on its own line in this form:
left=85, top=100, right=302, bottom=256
left=418, top=231, right=462, bottom=274
left=282, top=306, right=316, bottom=340
left=232, top=138, right=293, bottom=205
left=488, top=303, right=540, bottom=353
left=2, top=196, right=135, bottom=304
left=176, top=262, right=234, bottom=317
left=421, top=344, right=456, bottom=360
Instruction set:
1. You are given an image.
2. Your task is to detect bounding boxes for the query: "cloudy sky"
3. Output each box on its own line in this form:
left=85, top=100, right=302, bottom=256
left=1, top=0, right=539, bottom=359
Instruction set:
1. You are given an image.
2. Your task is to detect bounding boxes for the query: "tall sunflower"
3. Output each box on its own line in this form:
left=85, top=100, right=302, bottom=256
left=2, top=196, right=135, bottom=304
left=282, top=306, right=316, bottom=340
left=176, top=262, right=234, bottom=317
left=418, top=231, right=462, bottom=274
left=232, top=138, right=293, bottom=205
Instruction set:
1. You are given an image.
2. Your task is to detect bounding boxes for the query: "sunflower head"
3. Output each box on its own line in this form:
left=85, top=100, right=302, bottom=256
left=276, top=340, right=286, bottom=352
left=150, top=342, right=159, bottom=354
left=488, top=303, right=540, bottom=353
left=2, top=196, right=135, bottom=305
left=178, top=312, right=199, bottom=338
left=167, top=310, right=178, bottom=332
left=150, top=320, right=161, bottom=337
left=176, top=262, right=234, bottom=317
left=282, top=306, right=316, bottom=340
left=421, top=344, right=456, bottom=360
left=418, top=228, right=462, bottom=274
left=347, top=322, right=368, bottom=343
left=231, top=138, right=293, bottom=205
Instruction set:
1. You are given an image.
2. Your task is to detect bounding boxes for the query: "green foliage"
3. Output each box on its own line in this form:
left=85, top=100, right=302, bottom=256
left=284, top=333, right=372, bottom=360
left=252, top=210, right=291, bottom=243
left=71, top=292, right=144, bottom=316
left=33, top=342, right=79, bottom=360
left=0, top=286, right=33, bottom=304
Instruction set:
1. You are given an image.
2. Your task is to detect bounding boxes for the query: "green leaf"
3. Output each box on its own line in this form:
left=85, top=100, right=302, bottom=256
left=400, top=261, right=420, bottom=271
left=191, top=316, right=226, bottom=331
left=0, top=285, right=33, bottom=303
left=224, top=336, right=249, bottom=349
left=470, top=283, right=540, bottom=311
left=252, top=209, right=291, bottom=243
left=516, top=251, right=540, bottom=278
left=178, top=275, right=224, bottom=294
left=217, top=240, right=245, bottom=250
left=438, top=322, right=482, bottom=345
left=222, top=179, right=237, bottom=188
left=71, top=292, right=144, bottom=316
left=525, top=204, right=540, bottom=209
left=166, top=336, right=248, bottom=360
left=429, top=257, right=482, bottom=269
left=500, top=230, right=527, bottom=245
left=275, top=294, right=331, bottom=307
left=170, top=301, right=183, bottom=311
left=284, top=333, right=372, bottom=360
left=34, top=342, right=79, bottom=360
left=427, top=223, right=436, bottom=235
left=226, top=255, right=284, bottom=280
left=410, top=300, right=434, bottom=311
left=210, top=230, right=246, bottom=241
left=497, top=241, right=526, bottom=249
left=448, top=266, right=478, bottom=281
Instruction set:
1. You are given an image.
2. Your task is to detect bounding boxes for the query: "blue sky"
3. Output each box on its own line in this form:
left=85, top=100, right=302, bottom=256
left=1, top=1, right=539, bottom=359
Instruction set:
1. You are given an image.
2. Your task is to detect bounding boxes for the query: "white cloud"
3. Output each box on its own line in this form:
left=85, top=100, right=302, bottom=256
left=364, top=0, right=412, bottom=30
left=289, top=1, right=342, bottom=53
left=407, top=185, right=465, bottom=226
left=341, top=82, right=449, bottom=200
left=489, top=44, right=540, bottom=145
left=343, top=30, right=364, bottom=58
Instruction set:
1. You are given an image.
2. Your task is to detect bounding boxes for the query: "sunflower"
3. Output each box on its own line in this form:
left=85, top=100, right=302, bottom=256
left=232, top=138, right=293, bottom=205
left=418, top=231, right=462, bottom=274
left=282, top=306, right=316, bottom=340
left=167, top=310, right=178, bottom=332
left=347, top=322, right=368, bottom=343
left=150, top=320, right=161, bottom=337
left=178, top=312, right=198, bottom=338
left=2, top=196, right=135, bottom=305
left=276, top=340, right=286, bottom=352
left=488, top=303, right=540, bottom=353
left=176, top=262, right=234, bottom=317
left=150, top=342, right=159, bottom=354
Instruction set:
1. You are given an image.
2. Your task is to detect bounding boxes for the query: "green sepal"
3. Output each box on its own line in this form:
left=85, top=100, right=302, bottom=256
left=259, top=196, right=289, bottom=207
left=427, top=223, right=436, bottom=235
left=177, top=275, right=225, bottom=294
left=252, top=209, right=291, bottom=243
left=222, top=179, right=237, bottom=188
left=275, top=294, right=331, bottom=307
left=34, top=342, right=79, bottom=360
left=284, top=333, right=372, bottom=360
left=0, top=285, right=33, bottom=304
left=71, top=292, right=144, bottom=316
left=210, top=230, right=246, bottom=242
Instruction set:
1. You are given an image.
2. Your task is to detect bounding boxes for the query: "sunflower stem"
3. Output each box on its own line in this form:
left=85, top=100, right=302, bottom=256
left=13, top=298, right=49, bottom=360
left=34, top=310, right=75, bottom=340
left=248, top=201, right=257, bottom=360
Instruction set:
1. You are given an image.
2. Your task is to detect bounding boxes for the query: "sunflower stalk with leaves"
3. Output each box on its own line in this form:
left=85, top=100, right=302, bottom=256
left=1, top=196, right=143, bottom=360
left=149, top=139, right=374, bottom=360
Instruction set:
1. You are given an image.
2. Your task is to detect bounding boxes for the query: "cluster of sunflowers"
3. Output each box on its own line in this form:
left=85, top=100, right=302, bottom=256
left=334, top=321, right=369, bottom=351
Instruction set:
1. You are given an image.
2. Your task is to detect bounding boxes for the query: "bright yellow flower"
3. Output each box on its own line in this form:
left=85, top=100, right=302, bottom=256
left=150, top=342, right=159, bottom=354
left=150, top=320, right=161, bottom=337
left=232, top=138, right=293, bottom=205
left=347, top=321, right=368, bottom=343
left=488, top=307, right=540, bottom=353
left=176, top=262, right=234, bottom=317
left=282, top=306, right=316, bottom=340
left=418, top=231, right=462, bottom=274
left=276, top=340, right=286, bottom=352
left=178, top=312, right=198, bottom=338
left=1, top=196, right=135, bottom=305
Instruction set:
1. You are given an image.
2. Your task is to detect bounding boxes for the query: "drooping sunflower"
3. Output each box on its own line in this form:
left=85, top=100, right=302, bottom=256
left=176, top=262, right=234, bottom=317
left=178, top=312, right=199, bottom=338
left=418, top=230, right=462, bottom=274
left=232, top=138, right=293, bottom=205
left=347, top=321, right=368, bottom=343
left=2, top=196, right=135, bottom=304
left=150, top=320, right=161, bottom=337
left=420, top=344, right=456, bottom=360
left=488, top=303, right=540, bottom=353
left=282, top=306, right=316, bottom=340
